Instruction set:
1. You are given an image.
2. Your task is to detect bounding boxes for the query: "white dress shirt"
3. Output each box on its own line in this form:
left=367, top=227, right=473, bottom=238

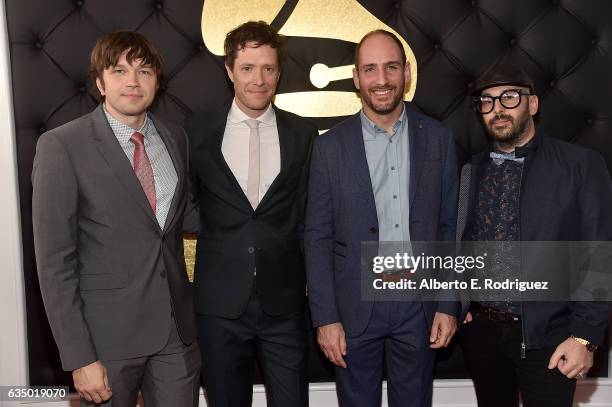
left=222, top=99, right=280, bottom=204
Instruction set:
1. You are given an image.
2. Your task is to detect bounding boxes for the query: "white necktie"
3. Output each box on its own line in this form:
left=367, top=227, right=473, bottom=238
left=245, top=119, right=260, bottom=209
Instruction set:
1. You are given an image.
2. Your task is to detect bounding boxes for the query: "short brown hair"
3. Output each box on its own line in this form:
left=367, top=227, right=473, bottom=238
left=89, top=31, right=163, bottom=101
left=224, top=21, right=286, bottom=71
left=355, top=30, right=407, bottom=68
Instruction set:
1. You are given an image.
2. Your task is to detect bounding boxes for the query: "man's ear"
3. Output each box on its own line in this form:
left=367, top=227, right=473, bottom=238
left=352, top=67, right=360, bottom=91
left=529, top=94, right=539, bottom=116
left=403, top=61, right=411, bottom=92
left=225, top=64, right=235, bottom=83
left=96, top=77, right=105, bottom=96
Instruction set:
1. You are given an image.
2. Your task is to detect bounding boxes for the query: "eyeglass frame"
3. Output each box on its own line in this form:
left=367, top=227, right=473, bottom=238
left=473, top=88, right=533, bottom=114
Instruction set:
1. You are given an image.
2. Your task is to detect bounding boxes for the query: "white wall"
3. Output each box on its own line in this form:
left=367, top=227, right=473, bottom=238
left=0, top=0, right=29, bottom=396
left=0, top=1, right=610, bottom=406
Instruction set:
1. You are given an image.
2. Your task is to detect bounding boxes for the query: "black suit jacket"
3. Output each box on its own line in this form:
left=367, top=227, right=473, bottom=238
left=458, top=132, right=612, bottom=347
left=186, top=104, right=317, bottom=318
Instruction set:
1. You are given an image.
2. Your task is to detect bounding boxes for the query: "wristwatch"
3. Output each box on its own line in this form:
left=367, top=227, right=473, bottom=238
left=571, top=335, right=598, bottom=352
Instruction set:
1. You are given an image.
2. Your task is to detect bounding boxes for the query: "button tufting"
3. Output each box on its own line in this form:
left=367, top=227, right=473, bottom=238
left=156, top=2, right=163, bottom=10
left=434, top=43, right=440, bottom=50
left=76, top=0, right=84, bottom=7
left=467, top=82, right=474, bottom=88
left=34, top=41, right=43, bottom=49
left=198, top=44, right=205, bottom=51
left=586, top=118, right=593, bottom=125
left=39, top=127, right=46, bottom=134
left=78, top=85, right=86, bottom=93
left=510, top=39, right=516, bottom=46
left=394, top=2, right=401, bottom=9
left=549, top=80, right=556, bottom=87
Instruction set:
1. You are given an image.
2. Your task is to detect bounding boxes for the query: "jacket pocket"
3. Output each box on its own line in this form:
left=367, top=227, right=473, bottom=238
left=333, top=240, right=347, bottom=257
left=80, top=272, right=128, bottom=291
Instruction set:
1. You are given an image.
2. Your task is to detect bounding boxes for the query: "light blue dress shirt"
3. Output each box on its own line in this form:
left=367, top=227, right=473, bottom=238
left=360, top=107, right=411, bottom=256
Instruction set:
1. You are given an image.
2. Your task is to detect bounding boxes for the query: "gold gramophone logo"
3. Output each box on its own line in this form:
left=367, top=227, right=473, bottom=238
left=201, top=0, right=418, bottom=125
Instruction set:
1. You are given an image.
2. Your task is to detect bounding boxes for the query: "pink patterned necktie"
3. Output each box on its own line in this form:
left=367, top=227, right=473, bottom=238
left=130, top=131, right=156, bottom=213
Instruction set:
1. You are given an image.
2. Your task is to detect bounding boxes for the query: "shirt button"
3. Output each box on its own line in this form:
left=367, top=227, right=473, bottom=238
left=248, top=246, right=255, bottom=254
left=391, top=166, right=395, bottom=170
left=395, top=224, right=399, bottom=228
left=393, top=195, right=397, bottom=199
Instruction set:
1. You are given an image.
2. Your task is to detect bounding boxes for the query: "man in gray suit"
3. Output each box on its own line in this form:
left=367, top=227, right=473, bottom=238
left=32, top=31, right=200, bottom=406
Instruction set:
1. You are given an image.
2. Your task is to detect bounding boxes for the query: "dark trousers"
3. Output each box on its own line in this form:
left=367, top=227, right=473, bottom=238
left=335, top=301, right=434, bottom=407
left=461, top=307, right=576, bottom=407
left=83, top=317, right=201, bottom=407
left=197, top=289, right=308, bottom=407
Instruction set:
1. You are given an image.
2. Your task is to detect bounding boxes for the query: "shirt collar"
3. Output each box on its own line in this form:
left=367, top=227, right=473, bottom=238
left=103, top=104, right=151, bottom=140
left=360, top=105, right=406, bottom=140
left=228, top=98, right=276, bottom=127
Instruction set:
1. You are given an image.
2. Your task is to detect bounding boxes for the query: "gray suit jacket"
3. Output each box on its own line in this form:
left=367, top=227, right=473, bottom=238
left=32, top=105, right=196, bottom=371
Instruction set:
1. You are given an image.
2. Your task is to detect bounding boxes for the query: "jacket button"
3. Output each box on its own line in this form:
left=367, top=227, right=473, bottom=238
left=248, top=246, right=255, bottom=254
left=252, top=213, right=258, bottom=219
left=160, top=270, right=167, bottom=278
left=369, top=227, right=377, bottom=234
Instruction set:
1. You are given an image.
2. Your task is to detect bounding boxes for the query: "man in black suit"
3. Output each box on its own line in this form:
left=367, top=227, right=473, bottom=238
left=185, top=21, right=317, bottom=407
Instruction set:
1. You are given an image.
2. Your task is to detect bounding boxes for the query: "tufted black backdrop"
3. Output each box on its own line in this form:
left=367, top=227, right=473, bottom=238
left=5, top=0, right=611, bottom=386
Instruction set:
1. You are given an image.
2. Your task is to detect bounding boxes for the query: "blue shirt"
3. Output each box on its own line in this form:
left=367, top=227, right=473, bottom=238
left=360, top=108, right=411, bottom=256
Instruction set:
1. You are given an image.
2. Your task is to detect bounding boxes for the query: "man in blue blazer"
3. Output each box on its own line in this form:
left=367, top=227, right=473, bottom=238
left=305, top=30, right=459, bottom=406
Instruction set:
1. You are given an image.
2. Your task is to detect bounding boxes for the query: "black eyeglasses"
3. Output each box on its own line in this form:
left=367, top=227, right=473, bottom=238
left=473, top=89, right=532, bottom=114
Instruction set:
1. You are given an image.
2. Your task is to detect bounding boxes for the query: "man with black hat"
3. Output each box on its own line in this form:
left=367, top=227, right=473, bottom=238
left=458, top=64, right=612, bottom=406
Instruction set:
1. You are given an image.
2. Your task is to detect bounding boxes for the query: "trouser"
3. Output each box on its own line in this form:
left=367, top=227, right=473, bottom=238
left=197, top=288, right=308, bottom=407
left=82, top=317, right=201, bottom=407
left=335, top=301, right=434, bottom=407
left=460, top=305, right=576, bottom=407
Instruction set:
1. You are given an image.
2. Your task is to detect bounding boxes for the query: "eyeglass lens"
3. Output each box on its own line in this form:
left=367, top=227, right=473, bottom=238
left=476, top=90, right=525, bottom=114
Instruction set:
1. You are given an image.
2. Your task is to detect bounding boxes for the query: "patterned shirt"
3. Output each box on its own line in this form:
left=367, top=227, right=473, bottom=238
left=103, top=106, right=178, bottom=228
left=470, top=149, right=523, bottom=313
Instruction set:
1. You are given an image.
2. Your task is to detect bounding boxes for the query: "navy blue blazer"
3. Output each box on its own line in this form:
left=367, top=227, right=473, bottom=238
left=305, top=102, right=459, bottom=337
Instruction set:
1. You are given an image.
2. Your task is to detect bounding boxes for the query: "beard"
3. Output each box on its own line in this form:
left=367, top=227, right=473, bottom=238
left=485, top=110, right=531, bottom=148
left=361, top=84, right=404, bottom=115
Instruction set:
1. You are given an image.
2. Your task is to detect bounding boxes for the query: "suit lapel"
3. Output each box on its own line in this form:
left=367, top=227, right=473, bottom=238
left=210, top=106, right=254, bottom=210
left=257, top=107, right=291, bottom=210
left=152, top=115, right=184, bottom=233
left=91, top=106, right=159, bottom=228
left=344, top=114, right=377, bottom=216
left=406, top=105, right=427, bottom=209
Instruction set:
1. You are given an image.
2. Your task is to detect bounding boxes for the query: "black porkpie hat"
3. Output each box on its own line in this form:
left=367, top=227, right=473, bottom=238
left=471, top=64, right=535, bottom=96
